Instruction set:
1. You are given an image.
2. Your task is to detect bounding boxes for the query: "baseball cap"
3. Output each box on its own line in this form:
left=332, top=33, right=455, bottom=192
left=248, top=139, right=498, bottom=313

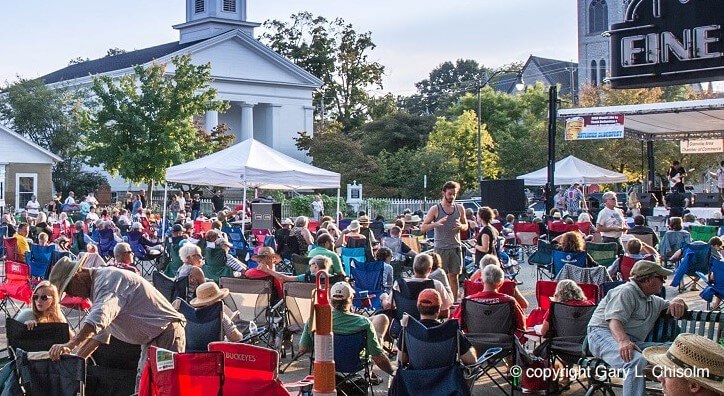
left=417, top=289, right=442, bottom=307
left=330, top=282, right=355, bottom=300
left=630, top=260, right=673, bottom=279
left=172, top=224, right=183, bottom=232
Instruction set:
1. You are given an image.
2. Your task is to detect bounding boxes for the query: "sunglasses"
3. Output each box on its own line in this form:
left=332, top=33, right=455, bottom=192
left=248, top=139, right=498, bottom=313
left=33, top=294, right=52, bottom=302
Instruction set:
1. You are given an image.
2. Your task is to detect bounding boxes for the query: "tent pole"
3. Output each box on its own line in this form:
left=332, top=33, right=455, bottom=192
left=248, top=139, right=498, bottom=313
left=336, top=188, right=341, bottom=223
left=242, top=184, right=248, bottom=233
left=161, top=183, right=168, bottom=242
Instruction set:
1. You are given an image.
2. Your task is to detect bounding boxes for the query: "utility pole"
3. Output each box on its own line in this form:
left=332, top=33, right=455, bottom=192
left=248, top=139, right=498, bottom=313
left=545, top=86, right=558, bottom=215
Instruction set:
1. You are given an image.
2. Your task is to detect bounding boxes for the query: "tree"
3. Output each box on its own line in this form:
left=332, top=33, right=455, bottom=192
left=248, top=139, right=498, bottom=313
left=426, top=110, right=500, bottom=190
left=262, top=12, right=385, bottom=132
left=355, top=112, right=435, bottom=155
left=403, top=59, right=492, bottom=116
left=79, top=55, right=230, bottom=185
left=0, top=78, right=106, bottom=197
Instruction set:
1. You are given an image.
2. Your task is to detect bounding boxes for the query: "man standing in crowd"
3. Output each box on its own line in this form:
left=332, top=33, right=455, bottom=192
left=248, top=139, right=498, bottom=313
left=48, top=256, right=186, bottom=389
left=595, top=191, right=627, bottom=255
left=25, top=195, right=40, bottom=219
left=564, top=183, right=586, bottom=217
left=716, top=160, right=724, bottom=199
left=664, top=185, right=688, bottom=218
left=421, top=181, right=468, bottom=301
left=138, top=189, right=147, bottom=209
left=311, top=194, right=324, bottom=221
left=587, top=260, right=687, bottom=396
left=211, top=190, right=225, bottom=213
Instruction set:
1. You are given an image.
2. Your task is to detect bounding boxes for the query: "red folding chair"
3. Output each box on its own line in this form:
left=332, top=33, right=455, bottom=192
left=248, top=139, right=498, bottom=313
left=208, top=342, right=292, bottom=395
left=0, top=261, right=32, bottom=318
left=51, top=224, right=62, bottom=242
left=60, top=295, right=93, bottom=332
left=547, top=222, right=581, bottom=239
left=513, top=222, right=539, bottom=258
left=527, top=280, right=599, bottom=327
left=251, top=229, right=271, bottom=245
left=619, top=254, right=654, bottom=281
left=193, top=220, right=212, bottom=235
left=307, top=220, right=319, bottom=233
left=3, top=237, right=18, bottom=262
left=138, top=345, right=224, bottom=396
left=463, top=279, right=517, bottom=298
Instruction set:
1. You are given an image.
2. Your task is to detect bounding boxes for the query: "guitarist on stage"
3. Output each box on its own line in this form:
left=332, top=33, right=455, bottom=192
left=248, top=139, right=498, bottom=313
left=667, top=160, right=687, bottom=192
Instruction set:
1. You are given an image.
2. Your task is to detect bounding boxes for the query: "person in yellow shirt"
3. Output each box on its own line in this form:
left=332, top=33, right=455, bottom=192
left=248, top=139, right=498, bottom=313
left=16, top=223, right=30, bottom=263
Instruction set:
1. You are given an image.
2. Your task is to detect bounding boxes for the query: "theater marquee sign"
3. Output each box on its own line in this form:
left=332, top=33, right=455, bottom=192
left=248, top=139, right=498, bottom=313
left=608, top=0, right=724, bottom=88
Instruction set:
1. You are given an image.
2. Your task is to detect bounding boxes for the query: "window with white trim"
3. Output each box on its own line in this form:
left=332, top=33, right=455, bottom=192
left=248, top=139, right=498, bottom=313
left=195, top=0, right=205, bottom=14
left=16, top=173, right=37, bottom=211
left=222, top=0, right=236, bottom=12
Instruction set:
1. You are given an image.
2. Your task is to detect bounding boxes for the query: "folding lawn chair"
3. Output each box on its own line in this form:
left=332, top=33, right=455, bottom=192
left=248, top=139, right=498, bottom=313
left=0, top=261, right=32, bottom=318
left=529, top=240, right=553, bottom=279
left=350, top=259, right=384, bottom=315
left=618, top=254, right=654, bottom=281
left=513, top=222, right=539, bottom=260
left=689, top=225, right=718, bottom=242
left=699, top=257, right=724, bottom=310
left=209, top=342, right=292, bottom=395
left=220, top=277, right=284, bottom=349
left=224, top=226, right=253, bottom=261
left=26, top=244, right=55, bottom=279
left=340, top=246, right=366, bottom=276
left=671, top=242, right=712, bottom=292
left=551, top=250, right=587, bottom=278
left=585, top=241, right=619, bottom=267
left=152, top=271, right=189, bottom=303
left=334, top=331, right=375, bottom=396
left=290, top=254, right=310, bottom=276
left=139, top=345, right=224, bottom=396
left=6, top=318, right=70, bottom=357
left=646, top=215, right=668, bottom=235
left=86, top=336, right=142, bottom=396
left=164, top=239, right=184, bottom=277
left=60, top=294, right=93, bottom=332
left=15, top=348, right=86, bottom=396
left=389, top=278, right=435, bottom=339
left=279, top=282, right=315, bottom=370
left=3, top=236, right=18, bottom=262
left=177, top=299, right=224, bottom=352
left=460, top=299, right=520, bottom=396
left=202, top=246, right=233, bottom=282
left=193, top=220, right=212, bottom=235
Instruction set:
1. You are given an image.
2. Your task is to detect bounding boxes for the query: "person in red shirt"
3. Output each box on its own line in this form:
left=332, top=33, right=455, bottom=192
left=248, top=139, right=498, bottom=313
left=244, top=247, right=284, bottom=302
left=452, top=263, right=526, bottom=334
left=539, top=279, right=595, bottom=337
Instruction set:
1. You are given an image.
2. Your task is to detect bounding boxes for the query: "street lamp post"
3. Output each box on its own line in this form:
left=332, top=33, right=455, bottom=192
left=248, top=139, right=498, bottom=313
left=476, top=71, right=524, bottom=202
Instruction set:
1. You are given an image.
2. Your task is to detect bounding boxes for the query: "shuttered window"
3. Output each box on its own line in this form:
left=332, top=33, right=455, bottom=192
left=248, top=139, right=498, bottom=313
left=223, top=0, right=236, bottom=12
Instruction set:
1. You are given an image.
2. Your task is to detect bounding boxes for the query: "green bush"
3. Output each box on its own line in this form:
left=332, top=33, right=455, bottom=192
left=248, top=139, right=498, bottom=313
left=287, top=194, right=346, bottom=218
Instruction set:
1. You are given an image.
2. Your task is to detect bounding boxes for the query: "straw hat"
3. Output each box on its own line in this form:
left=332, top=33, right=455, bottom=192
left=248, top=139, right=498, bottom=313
left=251, top=246, right=282, bottom=264
left=281, top=218, right=294, bottom=226
left=48, top=256, right=83, bottom=296
left=190, top=282, right=230, bottom=308
left=643, top=333, right=724, bottom=393
left=358, top=215, right=372, bottom=225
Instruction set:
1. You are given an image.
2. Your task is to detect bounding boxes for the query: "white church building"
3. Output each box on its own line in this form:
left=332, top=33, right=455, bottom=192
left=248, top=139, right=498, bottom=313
left=40, top=0, right=322, bottom=162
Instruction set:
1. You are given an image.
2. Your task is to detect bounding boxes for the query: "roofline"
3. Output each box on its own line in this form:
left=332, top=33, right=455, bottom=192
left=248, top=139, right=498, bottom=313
left=0, top=124, right=63, bottom=162
left=558, top=98, right=724, bottom=117
left=44, top=29, right=323, bottom=90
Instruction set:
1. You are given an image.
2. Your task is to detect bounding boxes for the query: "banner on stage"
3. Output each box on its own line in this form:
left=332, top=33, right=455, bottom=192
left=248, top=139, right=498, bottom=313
left=680, top=139, right=723, bottom=154
left=565, top=115, right=624, bottom=141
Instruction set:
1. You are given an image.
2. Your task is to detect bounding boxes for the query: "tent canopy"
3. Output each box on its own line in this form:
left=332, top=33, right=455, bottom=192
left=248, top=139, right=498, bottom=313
left=165, top=138, right=340, bottom=190
left=517, top=155, right=628, bottom=186
left=557, top=98, right=724, bottom=141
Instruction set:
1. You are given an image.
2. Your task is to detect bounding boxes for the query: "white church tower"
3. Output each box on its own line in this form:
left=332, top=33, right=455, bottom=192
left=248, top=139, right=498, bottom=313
left=174, top=0, right=260, bottom=43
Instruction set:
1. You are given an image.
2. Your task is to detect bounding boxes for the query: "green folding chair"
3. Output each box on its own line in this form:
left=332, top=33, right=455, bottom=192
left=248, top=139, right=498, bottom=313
left=689, top=225, right=717, bottom=243
left=585, top=241, right=618, bottom=267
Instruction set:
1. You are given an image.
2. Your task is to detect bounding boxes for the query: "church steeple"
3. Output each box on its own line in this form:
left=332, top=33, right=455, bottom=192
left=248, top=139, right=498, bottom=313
left=174, top=0, right=260, bottom=44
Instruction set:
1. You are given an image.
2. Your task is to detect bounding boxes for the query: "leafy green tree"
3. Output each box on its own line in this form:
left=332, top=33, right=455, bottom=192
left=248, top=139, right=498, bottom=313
left=79, top=55, right=229, bottom=185
left=262, top=12, right=385, bottom=132
left=426, top=110, right=500, bottom=190
left=356, top=112, right=435, bottom=155
left=402, top=59, right=492, bottom=116
left=371, top=148, right=454, bottom=198
left=0, top=78, right=106, bottom=197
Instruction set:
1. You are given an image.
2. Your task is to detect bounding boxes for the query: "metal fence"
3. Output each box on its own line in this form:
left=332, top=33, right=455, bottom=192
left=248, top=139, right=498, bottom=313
left=151, top=197, right=435, bottom=220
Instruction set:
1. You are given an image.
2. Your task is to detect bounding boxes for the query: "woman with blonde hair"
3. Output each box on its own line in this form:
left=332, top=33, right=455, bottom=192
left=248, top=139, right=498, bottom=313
left=15, top=281, right=68, bottom=331
left=553, top=231, right=598, bottom=267
left=539, top=279, right=593, bottom=337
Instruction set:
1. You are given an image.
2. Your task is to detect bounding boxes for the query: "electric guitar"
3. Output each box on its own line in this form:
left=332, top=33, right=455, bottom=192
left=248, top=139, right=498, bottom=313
left=668, top=174, right=682, bottom=188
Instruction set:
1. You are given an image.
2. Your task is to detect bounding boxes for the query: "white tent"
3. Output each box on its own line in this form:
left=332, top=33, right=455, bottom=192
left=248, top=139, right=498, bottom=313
left=164, top=138, right=341, bottom=232
left=517, top=155, right=628, bottom=186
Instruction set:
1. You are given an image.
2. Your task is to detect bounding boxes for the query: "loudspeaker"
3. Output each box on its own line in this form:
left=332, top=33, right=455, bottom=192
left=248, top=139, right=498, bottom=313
left=251, top=203, right=281, bottom=229
left=479, top=179, right=527, bottom=214
left=638, top=193, right=657, bottom=208
left=694, top=193, right=722, bottom=207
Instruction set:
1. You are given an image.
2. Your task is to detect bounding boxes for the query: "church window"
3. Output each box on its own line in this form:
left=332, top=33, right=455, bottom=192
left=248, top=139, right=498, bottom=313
left=194, top=0, right=205, bottom=14
left=591, top=60, right=598, bottom=86
left=588, top=0, right=609, bottom=34
left=223, top=0, right=236, bottom=12
left=599, top=59, right=607, bottom=84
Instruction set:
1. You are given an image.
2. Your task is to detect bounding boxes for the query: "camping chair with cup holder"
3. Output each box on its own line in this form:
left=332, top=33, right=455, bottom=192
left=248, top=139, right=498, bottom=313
left=279, top=282, right=316, bottom=372
left=209, top=342, right=293, bottom=395
left=0, top=260, right=32, bottom=319
left=349, top=259, right=385, bottom=316
left=671, top=241, right=712, bottom=293
left=138, top=345, right=224, bottom=396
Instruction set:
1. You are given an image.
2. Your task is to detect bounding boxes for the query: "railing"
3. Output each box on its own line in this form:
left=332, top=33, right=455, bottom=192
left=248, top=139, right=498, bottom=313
left=150, top=197, right=436, bottom=221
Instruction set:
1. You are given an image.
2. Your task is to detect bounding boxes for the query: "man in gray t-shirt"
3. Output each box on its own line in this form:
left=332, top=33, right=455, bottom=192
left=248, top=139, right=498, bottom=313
left=587, top=260, right=687, bottom=396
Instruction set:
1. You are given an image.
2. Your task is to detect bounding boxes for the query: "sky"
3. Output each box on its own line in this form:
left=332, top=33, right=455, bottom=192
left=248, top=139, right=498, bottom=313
left=0, top=0, right=579, bottom=95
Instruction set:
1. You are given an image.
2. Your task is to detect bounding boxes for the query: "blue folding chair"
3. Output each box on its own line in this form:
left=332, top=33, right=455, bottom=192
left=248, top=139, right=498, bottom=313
left=530, top=240, right=554, bottom=280
left=97, top=229, right=117, bottom=259
left=26, top=244, right=56, bottom=279
left=551, top=250, right=587, bottom=278
left=177, top=299, right=223, bottom=352
left=224, top=226, right=253, bottom=260
left=341, top=246, right=366, bottom=275
left=350, top=259, right=384, bottom=314
left=334, top=331, right=374, bottom=395
left=671, top=242, right=712, bottom=292
left=698, top=257, right=724, bottom=310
